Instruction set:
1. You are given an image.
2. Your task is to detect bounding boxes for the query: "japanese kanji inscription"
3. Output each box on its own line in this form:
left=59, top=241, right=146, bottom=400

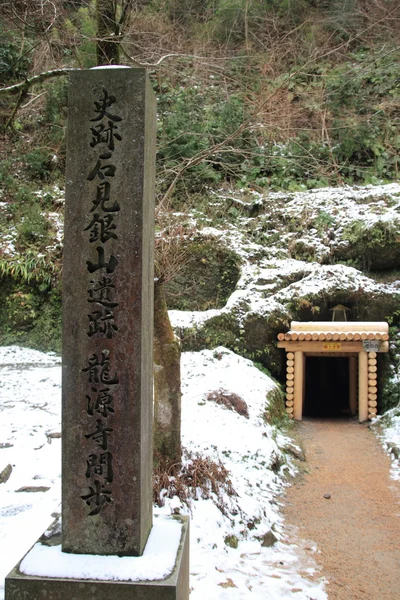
left=62, top=68, right=156, bottom=556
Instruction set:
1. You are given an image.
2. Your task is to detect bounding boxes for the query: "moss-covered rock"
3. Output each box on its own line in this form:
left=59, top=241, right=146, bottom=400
left=241, top=311, right=289, bottom=374
left=276, top=265, right=400, bottom=322
left=333, top=219, right=400, bottom=271
left=165, top=237, right=241, bottom=311
left=153, top=282, right=182, bottom=466
left=179, top=311, right=242, bottom=353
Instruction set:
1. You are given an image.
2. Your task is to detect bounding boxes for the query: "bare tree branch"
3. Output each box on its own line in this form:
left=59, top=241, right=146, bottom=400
left=0, top=68, right=78, bottom=96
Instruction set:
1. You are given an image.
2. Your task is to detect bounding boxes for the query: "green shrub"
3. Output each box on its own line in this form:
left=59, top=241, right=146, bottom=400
left=158, top=83, right=256, bottom=192
left=380, top=313, right=400, bottom=413
left=325, top=50, right=400, bottom=182
left=0, top=27, right=32, bottom=82
left=15, top=203, right=51, bottom=246
left=25, top=150, right=52, bottom=180
left=45, top=78, right=69, bottom=127
left=224, top=534, right=238, bottom=548
left=4, top=288, right=42, bottom=331
left=0, top=249, right=60, bottom=288
left=64, top=4, right=97, bottom=68
left=342, top=219, right=400, bottom=271
left=206, top=0, right=310, bottom=44
left=0, top=279, right=61, bottom=352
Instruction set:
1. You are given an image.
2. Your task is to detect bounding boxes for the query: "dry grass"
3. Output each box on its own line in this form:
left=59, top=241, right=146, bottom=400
left=153, top=450, right=237, bottom=515
left=207, top=389, right=249, bottom=418
left=154, top=215, right=198, bottom=285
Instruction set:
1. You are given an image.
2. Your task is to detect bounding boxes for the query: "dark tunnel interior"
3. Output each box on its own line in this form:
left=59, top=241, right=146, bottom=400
left=303, top=356, right=350, bottom=418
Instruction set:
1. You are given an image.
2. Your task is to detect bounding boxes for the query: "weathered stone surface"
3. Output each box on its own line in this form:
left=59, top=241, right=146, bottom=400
left=62, top=68, right=156, bottom=556
left=5, top=516, right=190, bottom=600
left=15, top=486, right=50, bottom=493
left=261, top=530, right=278, bottom=547
left=46, top=431, right=61, bottom=441
left=282, top=442, right=306, bottom=462
left=0, top=463, right=12, bottom=483
left=386, top=442, right=400, bottom=459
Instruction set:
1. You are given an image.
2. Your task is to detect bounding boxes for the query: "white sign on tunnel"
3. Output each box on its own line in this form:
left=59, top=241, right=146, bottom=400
left=363, top=340, right=382, bottom=352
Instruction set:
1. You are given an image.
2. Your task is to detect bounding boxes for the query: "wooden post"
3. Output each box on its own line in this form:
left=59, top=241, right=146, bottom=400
left=285, top=352, right=294, bottom=419
left=368, top=351, right=378, bottom=419
left=293, top=351, right=304, bottom=420
left=349, top=356, right=357, bottom=416
left=358, top=351, right=368, bottom=422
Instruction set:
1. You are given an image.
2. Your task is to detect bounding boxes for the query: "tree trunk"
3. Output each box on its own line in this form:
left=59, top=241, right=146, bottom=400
left=153, top=281, right=182, bottom=467
left=96, top=0, right=120, bottom=65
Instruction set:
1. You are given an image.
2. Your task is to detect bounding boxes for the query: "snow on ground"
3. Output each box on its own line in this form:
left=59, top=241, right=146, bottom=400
left=0, top=345, right=327, bottom=600
left=372, top=407, right=400, bottom=481
left=0, top=347, right=62, bottom=596
left=20, top=515, right=183, bottom=582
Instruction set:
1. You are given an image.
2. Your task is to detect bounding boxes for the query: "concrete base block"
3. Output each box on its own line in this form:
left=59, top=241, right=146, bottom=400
left=5, top=516, right=189, bottom=600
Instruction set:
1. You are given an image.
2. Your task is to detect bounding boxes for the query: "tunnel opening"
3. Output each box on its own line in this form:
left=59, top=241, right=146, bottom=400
left=303, top=356, right=351, bottom=418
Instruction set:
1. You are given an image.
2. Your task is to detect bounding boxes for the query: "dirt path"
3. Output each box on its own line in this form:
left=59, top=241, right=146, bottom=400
left=282, top=418, right=400, bottom=600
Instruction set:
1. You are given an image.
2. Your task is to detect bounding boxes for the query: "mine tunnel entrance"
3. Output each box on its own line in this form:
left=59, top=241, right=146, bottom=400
left=278, top=321, right=389, bottom=422
left=303, top=356, right=351, bottom=418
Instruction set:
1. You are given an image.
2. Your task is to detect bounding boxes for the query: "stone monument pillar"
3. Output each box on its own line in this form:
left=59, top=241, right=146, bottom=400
left=62, top=67, right=154, bottom=557
left=5, top=67, right=189, bottom=600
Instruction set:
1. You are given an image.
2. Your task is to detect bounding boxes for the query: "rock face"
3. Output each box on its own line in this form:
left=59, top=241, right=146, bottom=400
left=164, top=237, right=241, bottom=311
left=261, top=530, right=278, bottom=547
left=0, top=464, right=12, bottom=484
left=15, top=486, right=50, bottom=493
left=168, top=184, right=400, bottom=384
left=332, top=218, right=400, bottom=271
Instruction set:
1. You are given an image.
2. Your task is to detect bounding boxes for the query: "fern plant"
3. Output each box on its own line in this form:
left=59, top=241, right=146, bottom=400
left=0, top=250, right=61, bottom=288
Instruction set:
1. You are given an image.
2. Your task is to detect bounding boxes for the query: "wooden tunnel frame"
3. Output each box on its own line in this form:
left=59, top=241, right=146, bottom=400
left=277, top=321, right=389, bottom=422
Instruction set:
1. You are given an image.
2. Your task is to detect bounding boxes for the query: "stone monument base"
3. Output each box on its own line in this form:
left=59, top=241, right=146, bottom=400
left=5, top=516, right=189, bottom=600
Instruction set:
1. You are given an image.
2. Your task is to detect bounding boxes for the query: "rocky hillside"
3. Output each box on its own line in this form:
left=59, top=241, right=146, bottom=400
left=165, top=182, right=400, bottom=412
left=1, top=181, right=399, bottom=413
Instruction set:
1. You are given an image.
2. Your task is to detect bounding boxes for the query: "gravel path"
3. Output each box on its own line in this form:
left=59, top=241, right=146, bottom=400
left=282, top=418, right=400, bottom=600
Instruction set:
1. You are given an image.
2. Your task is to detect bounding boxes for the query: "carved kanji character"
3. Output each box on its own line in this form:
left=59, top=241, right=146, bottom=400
left=87, top=308, right=118, bottom=339
left=85, top=418, right=113, bottom=450
left=82, top=350, right=119, bottom=385
left=91, top=182, right=120, bottom=213
left=86, top=246, right=118, bottom=274
left=85, top=452, right=113, bottom=483
left=87, top=386, right=115, bottom=418
left=86, top=158, right=116, bottom=182
left=85, top=213, right=117, bottom=244
left=90, top=121, right=122, bottom=151
left=87, top=277, right=118, bottom=308
left=90, top=89, right=122, bottom=123
left=81, top=479, right=113, bottom=516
